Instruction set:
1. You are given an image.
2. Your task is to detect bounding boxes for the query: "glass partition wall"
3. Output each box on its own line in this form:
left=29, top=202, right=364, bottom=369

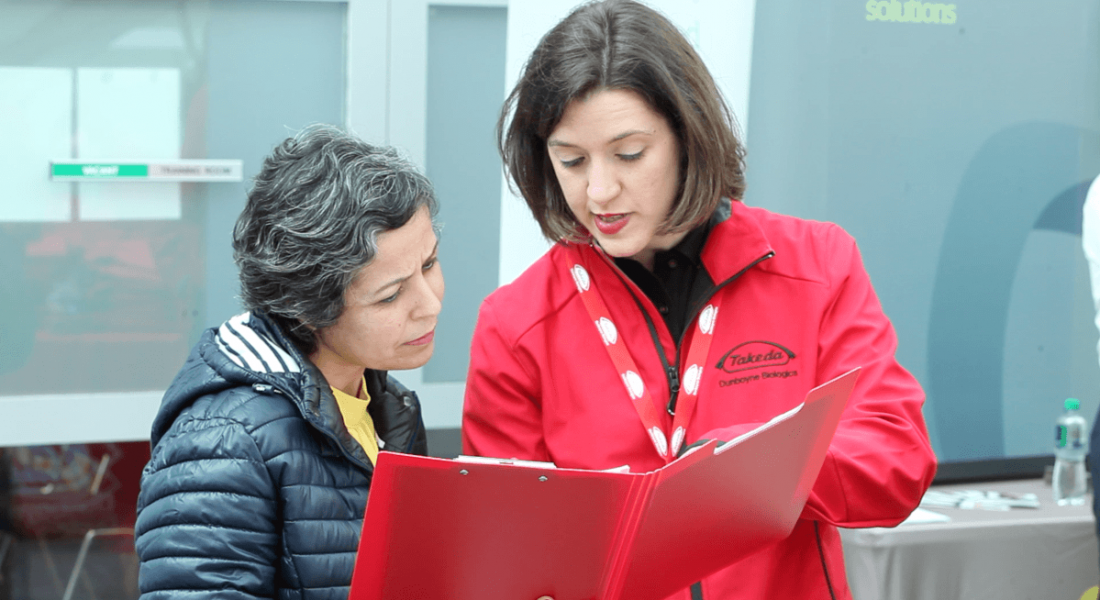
left=0, top=0, right=346, bottom=443
left=0, top=1, right=347, bottom=597
left=0, top=0, right=506, bottom=595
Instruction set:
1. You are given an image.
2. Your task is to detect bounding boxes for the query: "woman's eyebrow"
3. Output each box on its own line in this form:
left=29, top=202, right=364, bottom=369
left=547, top=138, right=577, bottom=148
left=373, top=240, right=440, bottom=295
left=547, top=128, right=653, bottom=148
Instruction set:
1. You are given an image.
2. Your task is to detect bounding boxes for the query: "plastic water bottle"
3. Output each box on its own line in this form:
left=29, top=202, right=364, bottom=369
left=1053, top=397, right=1089, bottom=506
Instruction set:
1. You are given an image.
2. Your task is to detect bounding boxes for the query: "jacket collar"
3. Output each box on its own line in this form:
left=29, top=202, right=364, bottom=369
left=566, top=198, right=774, bottom=287
left=700, top=198, right=775, bottom=284
left=240, top=312, right=377, bottom=470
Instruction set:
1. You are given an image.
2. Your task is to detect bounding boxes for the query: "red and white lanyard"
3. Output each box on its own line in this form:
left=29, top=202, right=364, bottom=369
left=570, top=262, right=721, bottom=461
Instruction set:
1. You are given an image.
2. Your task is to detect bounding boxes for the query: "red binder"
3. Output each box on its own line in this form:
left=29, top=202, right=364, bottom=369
left=350, top=368, right=859, bottom=600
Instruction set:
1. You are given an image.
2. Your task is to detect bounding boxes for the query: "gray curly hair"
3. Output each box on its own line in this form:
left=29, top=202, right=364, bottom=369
left=232, top=124, right=438, bottom=355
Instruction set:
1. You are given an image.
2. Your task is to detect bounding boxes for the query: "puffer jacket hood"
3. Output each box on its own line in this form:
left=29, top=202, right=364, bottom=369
left=151, top=311, right=311, bottom=447
left=151, top=312, right=425, bottom=467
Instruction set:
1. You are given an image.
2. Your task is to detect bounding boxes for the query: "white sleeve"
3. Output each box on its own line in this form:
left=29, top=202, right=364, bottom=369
left=1082, top=174, right=1100, bottom=367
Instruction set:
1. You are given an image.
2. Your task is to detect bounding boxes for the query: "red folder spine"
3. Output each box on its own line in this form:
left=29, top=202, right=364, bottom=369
left=600, top=472, right=659, bottom=599
left=348, top=458, right=398, bottom=600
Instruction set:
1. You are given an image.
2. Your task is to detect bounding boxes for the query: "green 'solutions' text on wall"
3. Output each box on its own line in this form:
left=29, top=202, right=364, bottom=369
left=866, top=0, right=957, bottom=24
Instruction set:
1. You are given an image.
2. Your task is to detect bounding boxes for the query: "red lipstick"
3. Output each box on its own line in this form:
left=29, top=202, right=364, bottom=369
left=593, top=213, right=629, bottom=235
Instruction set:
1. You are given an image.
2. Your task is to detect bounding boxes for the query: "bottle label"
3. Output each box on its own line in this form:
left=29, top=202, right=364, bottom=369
left=1055, top=423, right=1086, bottom=450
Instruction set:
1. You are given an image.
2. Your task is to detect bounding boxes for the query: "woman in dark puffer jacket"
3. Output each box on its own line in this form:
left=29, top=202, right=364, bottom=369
left=134, top=125, right=444, bottom=600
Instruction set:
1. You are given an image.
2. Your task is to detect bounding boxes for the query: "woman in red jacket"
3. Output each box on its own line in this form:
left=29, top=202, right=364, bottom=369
left=461, top=1, right=937, bottom=598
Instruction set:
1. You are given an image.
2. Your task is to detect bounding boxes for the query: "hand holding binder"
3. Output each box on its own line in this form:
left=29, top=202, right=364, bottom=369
left=350, top=368, right=860, bottom=600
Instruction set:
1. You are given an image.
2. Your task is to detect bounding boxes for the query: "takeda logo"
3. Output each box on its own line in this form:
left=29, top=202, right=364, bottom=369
left=865, top=0, right=957, bottom=24
left=715, top=341, right=795, bottom=374
left=715, top=341, right=799, bottom=387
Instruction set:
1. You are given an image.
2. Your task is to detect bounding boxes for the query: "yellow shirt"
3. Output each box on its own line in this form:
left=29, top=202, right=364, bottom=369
left=331, top=376, right=380, bottom=465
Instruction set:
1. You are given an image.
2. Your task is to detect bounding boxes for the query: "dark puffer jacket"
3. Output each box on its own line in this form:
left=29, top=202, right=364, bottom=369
left=134, top=311, right=427, bottom=600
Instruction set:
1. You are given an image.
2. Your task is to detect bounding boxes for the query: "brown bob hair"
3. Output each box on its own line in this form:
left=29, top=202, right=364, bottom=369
left=498, top=0, right=746, bottom=243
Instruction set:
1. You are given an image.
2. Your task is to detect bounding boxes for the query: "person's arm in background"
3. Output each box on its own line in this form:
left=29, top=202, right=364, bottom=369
left=1081, top=174, right=1100, bottom=584
left=1084, top=176, right=1100, bottom=376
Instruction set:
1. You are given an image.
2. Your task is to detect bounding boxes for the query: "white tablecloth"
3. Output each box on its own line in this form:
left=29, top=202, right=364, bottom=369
left=840, top=479, right=1098, bottom=600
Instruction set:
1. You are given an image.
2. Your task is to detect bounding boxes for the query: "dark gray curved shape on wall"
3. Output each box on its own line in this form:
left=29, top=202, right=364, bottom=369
left=1034, top=180, right=1094, bottom=236
left=929, top=122, right=1099, bottom=461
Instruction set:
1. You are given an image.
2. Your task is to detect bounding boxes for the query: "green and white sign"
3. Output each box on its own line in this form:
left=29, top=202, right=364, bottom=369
left=50, top=159, right=242, bottom=182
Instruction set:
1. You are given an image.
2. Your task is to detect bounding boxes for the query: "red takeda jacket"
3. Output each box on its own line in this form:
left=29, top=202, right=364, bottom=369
left=462, top=199, right=937, bottom=600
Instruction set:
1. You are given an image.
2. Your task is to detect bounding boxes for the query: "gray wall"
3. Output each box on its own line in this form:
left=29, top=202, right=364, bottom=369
left=747, top=0, right=1100, bottom=462
left=204, top=0, right=346, bottom=331
left=423, top=5, right=507, bottom=384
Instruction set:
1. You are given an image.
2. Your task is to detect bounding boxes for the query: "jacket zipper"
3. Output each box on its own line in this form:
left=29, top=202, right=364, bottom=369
left=814, top=521, right=838, bottom=600
left=678, top=250, right=776, bottom=349
left=398, top=391, right=425, bottom=454
left=590, top=245, right=774, bottom=600
left=601, top=249, right=775, bottom=416
left=667, top=250, right=775, bottom=414
left=604, top=261, right=682, bottom=410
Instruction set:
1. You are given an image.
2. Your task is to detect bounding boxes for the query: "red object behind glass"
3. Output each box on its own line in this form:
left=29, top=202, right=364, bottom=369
left=5, top=441, right=148, bottom=539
